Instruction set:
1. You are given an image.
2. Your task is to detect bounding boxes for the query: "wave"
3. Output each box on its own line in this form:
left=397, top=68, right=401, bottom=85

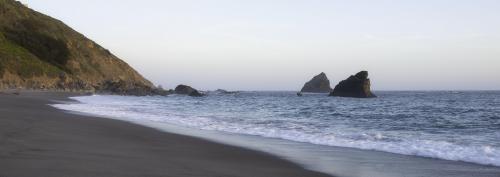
left=51, top=94, right=500, bottom=167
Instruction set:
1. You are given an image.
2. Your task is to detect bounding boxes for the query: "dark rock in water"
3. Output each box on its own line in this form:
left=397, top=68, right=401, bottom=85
left=297, top=92, right=303, bottom=97
left=174, top=85, right=196, bottom=94
left=214, top=89, right=238, bottom=94
left=175, top=85, right=204, bottom=97
left=98, top=80, right=171, bottom=96
left=188, top=90, right=203, bottom=97
left=329, top=71, right=376, bottom=98
left=300, top=72, right=333, bottom=93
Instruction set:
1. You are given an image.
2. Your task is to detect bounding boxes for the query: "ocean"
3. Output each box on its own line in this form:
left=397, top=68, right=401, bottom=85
left=52, top=91, right=500, bottom=175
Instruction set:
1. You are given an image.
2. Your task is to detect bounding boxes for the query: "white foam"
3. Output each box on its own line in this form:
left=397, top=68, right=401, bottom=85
left=51, top=95, right=500, bottom=167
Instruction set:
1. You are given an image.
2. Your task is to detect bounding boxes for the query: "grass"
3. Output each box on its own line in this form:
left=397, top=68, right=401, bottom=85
left=1, top=0, right=71, bottom=77
left=1, top=0, right=153, bottom=91
left=3, top=19, right=70, bottom=71
left=0, top=31, right=63, bottom=78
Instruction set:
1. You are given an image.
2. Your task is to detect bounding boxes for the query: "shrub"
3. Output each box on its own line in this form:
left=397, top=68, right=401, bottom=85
left=2, top=19, right=70, bottom=71
left=0, top=61, right=4, bottom=76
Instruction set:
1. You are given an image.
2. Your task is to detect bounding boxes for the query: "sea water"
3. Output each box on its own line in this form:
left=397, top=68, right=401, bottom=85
left=52, top=91, right=500, bottom=168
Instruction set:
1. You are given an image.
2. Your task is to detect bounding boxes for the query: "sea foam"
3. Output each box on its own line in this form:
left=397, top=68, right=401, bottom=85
left=52, top=91, right=500, bottom=167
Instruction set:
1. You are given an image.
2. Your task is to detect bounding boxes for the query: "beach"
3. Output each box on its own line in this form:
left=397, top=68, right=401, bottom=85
left=2, top=1, right=500, bottom=176
left=3, top=91, right=500, bottom=177
left=0, top=91, right=331, bottom=177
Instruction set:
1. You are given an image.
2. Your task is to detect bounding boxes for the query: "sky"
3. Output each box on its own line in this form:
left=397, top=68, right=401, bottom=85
left=19, top=0, right=500, bottom=90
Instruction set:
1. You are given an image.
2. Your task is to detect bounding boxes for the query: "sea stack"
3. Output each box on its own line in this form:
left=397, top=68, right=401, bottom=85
left=300, top=72, right=333, bottom=93
left=175, top=85, right=204, bottom=97
left=329, top=71, right=376, bottom=98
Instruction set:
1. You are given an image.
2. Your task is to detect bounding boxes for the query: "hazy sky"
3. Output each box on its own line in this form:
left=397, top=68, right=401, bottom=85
left=19, top=0, right=500, bottom=90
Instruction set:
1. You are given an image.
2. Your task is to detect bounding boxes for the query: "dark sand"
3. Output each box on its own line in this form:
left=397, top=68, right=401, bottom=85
left=0, top=92, right=332, bottom=177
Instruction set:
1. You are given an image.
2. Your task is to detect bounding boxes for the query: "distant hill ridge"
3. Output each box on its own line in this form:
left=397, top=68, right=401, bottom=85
left=0, top=0, right=164, bottom=95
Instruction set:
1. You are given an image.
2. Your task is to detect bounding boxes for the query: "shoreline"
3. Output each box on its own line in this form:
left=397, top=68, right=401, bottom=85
left=102, top=118, right=500, bottom=177
left=0, top=91, right=332, bottom=177
left=50, top=92, right=500, bottom=177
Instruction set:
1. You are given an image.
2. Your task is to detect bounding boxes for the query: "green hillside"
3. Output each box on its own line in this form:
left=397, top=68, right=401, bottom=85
left=0, top=0, right=163, bottom=95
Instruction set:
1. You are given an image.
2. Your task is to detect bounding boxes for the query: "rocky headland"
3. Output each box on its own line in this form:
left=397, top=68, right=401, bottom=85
left=0, top=0, right=163, bottom=95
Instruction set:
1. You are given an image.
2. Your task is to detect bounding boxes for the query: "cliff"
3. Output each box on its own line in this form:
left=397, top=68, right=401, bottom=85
left=0, top=0, right=161, bottom=95
left=300, top=72, right=333, bottom=93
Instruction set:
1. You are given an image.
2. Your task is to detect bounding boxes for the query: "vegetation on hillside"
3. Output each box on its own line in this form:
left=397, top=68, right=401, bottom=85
left=3, top=19, right=70, bottom=71
left=0, top=0, right=161, bottom=95
left=0, top=31, right=63, bottom=78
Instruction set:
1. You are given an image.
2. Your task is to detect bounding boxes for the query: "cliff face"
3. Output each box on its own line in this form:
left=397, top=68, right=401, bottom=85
left=300, top=72, right=333, bottom=93
left=329, top=71, right=376, bottom=98
left=0, top=0, right=158, bottom=95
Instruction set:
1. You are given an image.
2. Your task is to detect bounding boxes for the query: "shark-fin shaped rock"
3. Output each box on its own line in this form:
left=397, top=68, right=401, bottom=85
left=300, top=72, right=333, bottom=93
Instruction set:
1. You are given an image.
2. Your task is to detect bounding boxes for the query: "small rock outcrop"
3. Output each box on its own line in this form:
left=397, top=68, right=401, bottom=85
left=300, top=72, right=333, bottom=93
left=329, top=71, right=376, bottom=98
left=214, top=89, right=238, bottom=94
left=175, top=85, right=203, bottom=97
left=98, top=80, right=171, bottom=96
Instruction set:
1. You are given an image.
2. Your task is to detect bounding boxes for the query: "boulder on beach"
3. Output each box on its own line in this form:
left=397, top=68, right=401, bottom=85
left=300, top=72, right=333, bottom=93
left=175, top=85, right=204, bottom=97
left=329, top=71, right=376, bottom=98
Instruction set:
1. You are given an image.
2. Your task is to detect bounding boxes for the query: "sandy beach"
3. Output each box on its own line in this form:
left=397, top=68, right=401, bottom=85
left=0, top=91, right=332, bottom=177
left=2, top=1, right=500, bottom=176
